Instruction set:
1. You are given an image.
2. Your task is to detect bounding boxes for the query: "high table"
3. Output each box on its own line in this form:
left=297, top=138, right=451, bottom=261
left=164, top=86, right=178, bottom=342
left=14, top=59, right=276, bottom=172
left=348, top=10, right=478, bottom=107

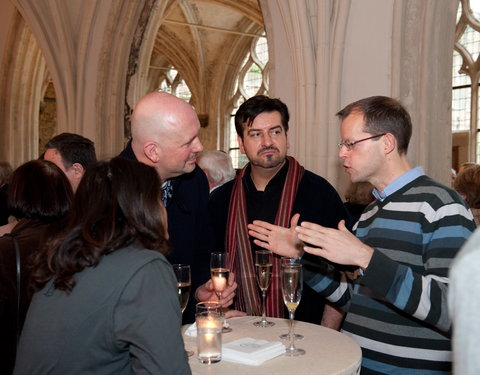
left=183, top=316, right=361, bottom=375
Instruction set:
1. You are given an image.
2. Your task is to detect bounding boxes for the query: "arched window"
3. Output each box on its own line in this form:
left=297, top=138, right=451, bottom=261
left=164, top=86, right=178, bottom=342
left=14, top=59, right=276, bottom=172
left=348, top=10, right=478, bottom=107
left=228, top=36, right=269, bottom=168
left=453, top=0, right=480, bottom=163
left=157, top=65, right=192, bottom=102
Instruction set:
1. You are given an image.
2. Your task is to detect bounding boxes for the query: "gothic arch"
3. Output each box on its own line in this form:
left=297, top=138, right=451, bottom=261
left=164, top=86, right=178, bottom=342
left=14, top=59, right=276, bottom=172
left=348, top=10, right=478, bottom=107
left=0, top=8, right=47, bottom=165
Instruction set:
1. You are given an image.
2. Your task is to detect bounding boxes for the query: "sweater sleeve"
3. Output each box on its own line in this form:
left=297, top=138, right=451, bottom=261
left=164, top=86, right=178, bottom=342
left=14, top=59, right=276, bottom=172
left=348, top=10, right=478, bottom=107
left=113, top=258, right=192, bottom=375
left=359, top=199, right=475, bottom=334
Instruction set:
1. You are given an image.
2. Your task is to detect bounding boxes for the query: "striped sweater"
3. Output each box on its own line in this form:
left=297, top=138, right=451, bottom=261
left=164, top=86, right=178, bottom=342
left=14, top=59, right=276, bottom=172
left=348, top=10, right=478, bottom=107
left=304, top=175, right=475, bottom=374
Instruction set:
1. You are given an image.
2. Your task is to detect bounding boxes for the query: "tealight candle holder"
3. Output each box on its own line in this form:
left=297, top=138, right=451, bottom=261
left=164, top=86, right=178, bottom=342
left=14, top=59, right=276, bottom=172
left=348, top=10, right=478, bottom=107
left=196, top=310, right=223, bottom=364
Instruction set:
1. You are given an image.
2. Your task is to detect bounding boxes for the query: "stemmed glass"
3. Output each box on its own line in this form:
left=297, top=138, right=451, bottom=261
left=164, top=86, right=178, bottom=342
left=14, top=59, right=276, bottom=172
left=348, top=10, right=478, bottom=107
left=210, top=252, right=232, bottom=333
left=279, top=258, right=303, bottom=341
left=280, top=261, right=305, bottom=356
left=253, top=250, right=275, bottom=327
left=172, top=264, right=194, bottom=357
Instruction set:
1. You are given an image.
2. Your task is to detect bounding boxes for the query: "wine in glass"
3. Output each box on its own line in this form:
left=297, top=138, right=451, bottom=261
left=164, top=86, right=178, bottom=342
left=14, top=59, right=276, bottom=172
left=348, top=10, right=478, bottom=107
left=279, top=257, right=303, bottom=341
left=210, top=252, right=230, bottom=300
left=253, top=250, right=274, bottom=327
left=281, top=262, right=305, bottom=356
left=210, top=252, right=232, bottom=333
left=172, top=264, right=194, bottom=357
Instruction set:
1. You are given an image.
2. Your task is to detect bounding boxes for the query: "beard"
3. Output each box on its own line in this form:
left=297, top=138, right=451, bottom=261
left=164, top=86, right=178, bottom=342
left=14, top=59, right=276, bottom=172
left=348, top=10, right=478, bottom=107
left=250, top=147, right=285, bottom=169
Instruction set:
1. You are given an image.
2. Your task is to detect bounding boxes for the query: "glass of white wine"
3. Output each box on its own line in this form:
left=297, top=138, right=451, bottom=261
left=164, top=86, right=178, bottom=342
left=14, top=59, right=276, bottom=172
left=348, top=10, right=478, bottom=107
left=253, top=250, right=275, bottom=327
left=173, top=264, right=194, bottom=357
left=210, top=252, right=232, bottom=333
left=210, top=252, right=230, bottom=300
left=279, top=257, right=303, bottom=341
left=280, top=261, right=305, bottom=356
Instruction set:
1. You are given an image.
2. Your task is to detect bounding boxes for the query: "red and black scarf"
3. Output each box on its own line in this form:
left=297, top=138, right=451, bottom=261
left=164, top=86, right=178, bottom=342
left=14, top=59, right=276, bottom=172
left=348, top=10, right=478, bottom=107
left=225, top=156, right=304, bottom=317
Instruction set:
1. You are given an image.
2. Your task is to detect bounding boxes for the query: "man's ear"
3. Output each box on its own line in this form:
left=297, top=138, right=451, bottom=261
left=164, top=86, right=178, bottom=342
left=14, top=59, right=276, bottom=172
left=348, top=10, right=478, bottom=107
left=383, top=133, right=396, bottom=155
left=237, top=135, right=246, bottom=154
left=71, top=163, right=84, bottom=178
left=144, top=142, right=161, bottom=163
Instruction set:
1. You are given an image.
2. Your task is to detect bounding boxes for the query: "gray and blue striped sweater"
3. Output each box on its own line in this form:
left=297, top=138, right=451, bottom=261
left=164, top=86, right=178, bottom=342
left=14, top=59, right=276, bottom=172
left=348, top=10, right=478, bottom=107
left=304, top=175, right=475, bottom=374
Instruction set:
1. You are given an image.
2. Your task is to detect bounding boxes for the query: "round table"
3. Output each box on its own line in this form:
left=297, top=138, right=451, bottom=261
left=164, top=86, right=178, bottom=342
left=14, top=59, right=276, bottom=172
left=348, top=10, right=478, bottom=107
left=183, top=316, right=361, bottom=375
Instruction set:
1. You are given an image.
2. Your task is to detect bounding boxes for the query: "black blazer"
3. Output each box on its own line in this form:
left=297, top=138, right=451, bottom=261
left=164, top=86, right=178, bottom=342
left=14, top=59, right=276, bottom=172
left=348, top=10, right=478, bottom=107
left=119, top=141, right=214, bottom=322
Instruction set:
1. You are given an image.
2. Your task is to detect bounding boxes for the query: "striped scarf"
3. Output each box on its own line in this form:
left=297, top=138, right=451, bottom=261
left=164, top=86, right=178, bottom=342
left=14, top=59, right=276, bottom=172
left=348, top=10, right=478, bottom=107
left=225, top=156, right=304, bottom=317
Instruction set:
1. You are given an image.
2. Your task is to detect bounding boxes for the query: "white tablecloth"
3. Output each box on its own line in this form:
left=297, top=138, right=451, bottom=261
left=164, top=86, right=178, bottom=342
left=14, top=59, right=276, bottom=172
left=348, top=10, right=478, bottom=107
left=183, top=316, right=361, bottom=375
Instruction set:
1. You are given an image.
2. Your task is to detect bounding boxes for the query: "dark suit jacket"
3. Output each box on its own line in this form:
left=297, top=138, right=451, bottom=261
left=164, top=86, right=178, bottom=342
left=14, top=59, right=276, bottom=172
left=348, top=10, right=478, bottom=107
left=119, top=141, right=214, bottom=322
left=0, top=219, right=53, bottom=375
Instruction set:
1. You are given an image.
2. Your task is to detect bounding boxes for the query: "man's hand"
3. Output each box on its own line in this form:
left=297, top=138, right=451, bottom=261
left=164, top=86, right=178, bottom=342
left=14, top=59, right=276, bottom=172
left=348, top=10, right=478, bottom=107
left=195, top=272, right=237, bottom=307
left=296, top=219, right=373, bottom=269
left=247, top=214, right=304, bottom=258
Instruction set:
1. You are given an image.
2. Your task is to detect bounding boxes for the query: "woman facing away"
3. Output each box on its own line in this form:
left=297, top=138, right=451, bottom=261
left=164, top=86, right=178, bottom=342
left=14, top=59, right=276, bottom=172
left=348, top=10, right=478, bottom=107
left=0, top=160, right=73, bottom=375
left=14, top=157, right=191, bottom=375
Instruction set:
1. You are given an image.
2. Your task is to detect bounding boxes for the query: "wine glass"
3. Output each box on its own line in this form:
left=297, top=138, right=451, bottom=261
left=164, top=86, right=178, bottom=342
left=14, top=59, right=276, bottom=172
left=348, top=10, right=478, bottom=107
left=253, top=250, right=275, bottom=327
left=210, top=252, right=230, bottom=300
left=280, top=261, right=305, bottom=356
left=279, top=257, right=303, bottom=341
left=210, top=252, right=232, bottom=333
left=172, top=264, right=194, bottom=357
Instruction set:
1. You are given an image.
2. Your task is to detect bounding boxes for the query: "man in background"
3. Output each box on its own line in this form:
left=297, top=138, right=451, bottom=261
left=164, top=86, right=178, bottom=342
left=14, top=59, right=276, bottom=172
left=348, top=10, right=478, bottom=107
left=43, top=133, right=97, bottom=192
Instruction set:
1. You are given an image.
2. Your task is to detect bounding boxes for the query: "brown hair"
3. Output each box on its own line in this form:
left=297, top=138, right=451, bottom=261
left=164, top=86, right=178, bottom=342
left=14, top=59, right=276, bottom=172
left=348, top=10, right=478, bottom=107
left=30, top=157, right=169, bottom=293
left=454, top=165, right=480, bottom=208
left=337, top=96, right=412, bottom=155
left=8, top=160, right=73, bottom=221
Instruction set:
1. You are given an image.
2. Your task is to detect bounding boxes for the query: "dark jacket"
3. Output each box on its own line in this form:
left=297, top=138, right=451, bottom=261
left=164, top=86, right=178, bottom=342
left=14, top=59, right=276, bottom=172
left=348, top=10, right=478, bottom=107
left=0, top=219, right=53, bottom=375
left=119, top=141, right=214, bottom=322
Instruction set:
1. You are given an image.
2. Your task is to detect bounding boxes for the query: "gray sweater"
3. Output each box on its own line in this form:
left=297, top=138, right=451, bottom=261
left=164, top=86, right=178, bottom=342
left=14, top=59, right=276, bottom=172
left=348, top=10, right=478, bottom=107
left=13, top=246, right=191, bottom=375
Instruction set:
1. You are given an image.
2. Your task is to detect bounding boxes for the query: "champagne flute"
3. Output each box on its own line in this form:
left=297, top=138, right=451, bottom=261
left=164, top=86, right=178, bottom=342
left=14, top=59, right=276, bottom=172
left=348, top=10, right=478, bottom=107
left=210, top=252, right=232, bottom=333
left=281, top=262, right=305, bottom=356
left=253, top=250, right=275, bottom=327
left=279, top=257, right=303, bottom=341
left=172, top=264, right=194, bottom=357
left=210, top=252, right=230, bottom=300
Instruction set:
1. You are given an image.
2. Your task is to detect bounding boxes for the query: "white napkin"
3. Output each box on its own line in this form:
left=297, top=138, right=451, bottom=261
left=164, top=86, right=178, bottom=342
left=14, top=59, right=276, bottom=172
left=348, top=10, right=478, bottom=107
left=184, top=322, right=197, bottom=337
left=222, top=337, right=286, bottom=366
left=184, top=320, right=231, bottom=337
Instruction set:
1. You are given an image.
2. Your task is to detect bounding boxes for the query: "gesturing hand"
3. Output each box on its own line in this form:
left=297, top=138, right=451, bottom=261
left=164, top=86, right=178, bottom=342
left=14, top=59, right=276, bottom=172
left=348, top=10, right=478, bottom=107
left=248, top=214, right=304, bottom=258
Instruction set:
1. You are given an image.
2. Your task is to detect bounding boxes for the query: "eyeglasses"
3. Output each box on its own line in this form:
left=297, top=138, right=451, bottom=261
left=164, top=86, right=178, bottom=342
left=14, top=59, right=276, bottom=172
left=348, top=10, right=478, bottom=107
left=337, top=133, right=386, bottom=151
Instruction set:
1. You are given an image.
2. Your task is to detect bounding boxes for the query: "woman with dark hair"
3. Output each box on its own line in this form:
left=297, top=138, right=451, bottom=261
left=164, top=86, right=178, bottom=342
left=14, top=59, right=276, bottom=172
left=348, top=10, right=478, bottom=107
left=14, top=157, right=190, bottom=375
left=0, top=160, right=73, bottom=375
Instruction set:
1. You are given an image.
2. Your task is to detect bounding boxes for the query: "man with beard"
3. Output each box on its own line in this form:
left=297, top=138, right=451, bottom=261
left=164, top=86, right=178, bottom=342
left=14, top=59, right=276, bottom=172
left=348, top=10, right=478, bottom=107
left=119, top=92, right=237, bottom=322
left=209, top=95, right=349, bottom=327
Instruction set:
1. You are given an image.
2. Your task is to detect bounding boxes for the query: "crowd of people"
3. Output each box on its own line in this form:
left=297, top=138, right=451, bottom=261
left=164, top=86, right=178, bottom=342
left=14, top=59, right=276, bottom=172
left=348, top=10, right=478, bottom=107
left=0, top=92, right=478, bottom=374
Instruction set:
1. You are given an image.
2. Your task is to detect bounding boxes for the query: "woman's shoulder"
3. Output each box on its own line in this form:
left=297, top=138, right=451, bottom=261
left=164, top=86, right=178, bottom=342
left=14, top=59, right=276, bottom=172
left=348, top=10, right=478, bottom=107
left=105, top=246, right=169, bottom=269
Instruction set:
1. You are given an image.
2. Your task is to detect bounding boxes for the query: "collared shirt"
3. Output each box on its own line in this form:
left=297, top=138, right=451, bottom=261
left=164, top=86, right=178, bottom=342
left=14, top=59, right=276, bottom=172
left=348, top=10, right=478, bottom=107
left=372, top=166, right=424, bottom=202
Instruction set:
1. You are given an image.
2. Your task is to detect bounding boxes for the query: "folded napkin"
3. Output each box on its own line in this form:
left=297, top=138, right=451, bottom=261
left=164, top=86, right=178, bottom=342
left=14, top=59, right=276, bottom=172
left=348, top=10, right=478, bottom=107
left=222, top=337, right=286, bottom=366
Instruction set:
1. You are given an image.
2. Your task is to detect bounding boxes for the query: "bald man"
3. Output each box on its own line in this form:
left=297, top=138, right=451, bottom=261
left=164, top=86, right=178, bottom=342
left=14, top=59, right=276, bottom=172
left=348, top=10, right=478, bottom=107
left=119, top=92, right=237, bottom=322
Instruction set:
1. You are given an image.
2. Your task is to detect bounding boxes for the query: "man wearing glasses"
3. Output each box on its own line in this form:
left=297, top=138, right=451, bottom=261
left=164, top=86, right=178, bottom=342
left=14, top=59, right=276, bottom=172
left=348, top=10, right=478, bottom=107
left=249, top=96, right=475, bottom=374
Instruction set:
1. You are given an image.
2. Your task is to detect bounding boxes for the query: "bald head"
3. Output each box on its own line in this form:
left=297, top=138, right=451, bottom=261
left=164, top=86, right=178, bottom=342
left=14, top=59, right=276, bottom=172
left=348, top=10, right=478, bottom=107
left=131, top=92, right=203, bottom=180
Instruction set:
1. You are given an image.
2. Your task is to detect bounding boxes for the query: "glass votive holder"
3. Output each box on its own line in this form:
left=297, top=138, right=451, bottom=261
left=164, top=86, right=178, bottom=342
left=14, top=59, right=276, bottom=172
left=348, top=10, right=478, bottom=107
left=196, top=308, right=223, bottom=364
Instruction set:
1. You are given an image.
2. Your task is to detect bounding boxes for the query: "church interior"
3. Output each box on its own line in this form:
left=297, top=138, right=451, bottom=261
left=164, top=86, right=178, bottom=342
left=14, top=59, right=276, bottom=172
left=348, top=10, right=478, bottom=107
left=0, top=0, right=476, bottom=196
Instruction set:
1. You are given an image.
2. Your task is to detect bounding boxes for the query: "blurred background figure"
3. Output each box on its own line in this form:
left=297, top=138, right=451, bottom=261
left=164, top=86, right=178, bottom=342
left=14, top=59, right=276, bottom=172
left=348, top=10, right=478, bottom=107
left=454, top=164, right=480, bottom=226
left=197, top=150, right=236, bottom=193
left=0, top=161, right=13, bottom=226
left=451, top=168, right=457, bottom=187
left=43, top=133, right=97, bottom=192
left=14, top=157, right=190, bottom=374
left=0, top=160, right=73, bottom=375
left=449, top=227, right=480, bottom=374
left=458, top=161, right=477, bottom=173
left=343, top=181, right=375, bottom=224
